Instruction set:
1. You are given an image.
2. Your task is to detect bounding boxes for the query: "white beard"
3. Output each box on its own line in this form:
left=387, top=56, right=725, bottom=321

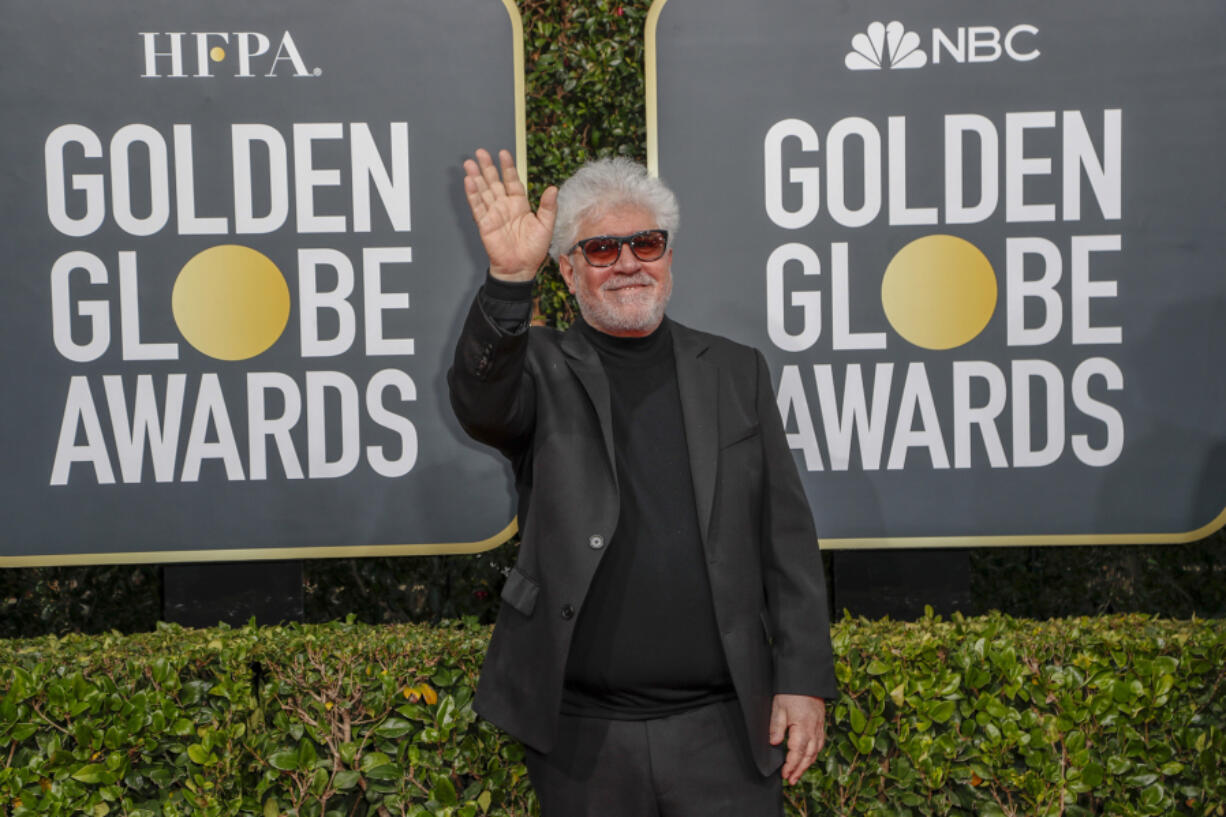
left=573, top=271, right=673, bottom=335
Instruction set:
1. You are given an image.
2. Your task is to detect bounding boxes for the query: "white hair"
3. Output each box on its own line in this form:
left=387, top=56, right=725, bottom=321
left=548, top=157, right=680, bottom=261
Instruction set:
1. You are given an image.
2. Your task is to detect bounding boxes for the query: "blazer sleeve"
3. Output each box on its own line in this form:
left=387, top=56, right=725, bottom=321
left=755, top=349, right=839, bottom=700
left=447, top=286, right=537, bottom=454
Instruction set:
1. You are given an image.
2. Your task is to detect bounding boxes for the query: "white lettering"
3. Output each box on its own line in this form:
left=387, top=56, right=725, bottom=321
left=952, top=361, right=1008, bottom=468
left=765, top=243, right=821, bottom=352
left=50, top=377, right=115, bottom=485
left=247, top=372, right=304, bottom=480
left=1071, top=357, right=1124, bottom=466
left=104, top=374, right=185, bottom=483
left=366, top=369, right=418, bottom=477
left=181, top=373, right=246, bottom=481
left=298, top=248, right=356, bottom=357
left=813, top=363, right=892, bottom=470
left=887, top=363, right=949, bottom=469
left=45, top=125, right=105, bottom=237
left=51, top=251, right=110, bottom=362
left=363, top=247, right=415, bottom=356
left=826, top=117, right=881, bottom=228
left=776, top=365, right=823, bottom=471
left=831, top=243, right=886, bottom=350
left=1011, top=360, right=1064, bottom=467
left=1005, top=111, right=1057, bottom=223
left=306, top=371, right=360, bottom=478
left=764, top=119, right=820, bottom=229
left=1006, top=237, right=1062, bottom=346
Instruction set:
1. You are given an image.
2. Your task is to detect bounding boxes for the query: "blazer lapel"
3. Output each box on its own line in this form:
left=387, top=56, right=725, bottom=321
left=672, top=323, right=719, bottom=547
left=560, top=326, right=618, bottom=485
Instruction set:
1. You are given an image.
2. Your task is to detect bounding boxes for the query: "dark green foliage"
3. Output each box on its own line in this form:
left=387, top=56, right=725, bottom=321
left=0, top=565, right=161, bottom=640
left=8, top=537, right=1224, bottom=639
left=302, top=550, right=517, bottom=626
left=521, top=0, right=650, bottom=328
left=3, top=615, right=1223, bottom=816
left=971, top=532, right=1226, bottom=620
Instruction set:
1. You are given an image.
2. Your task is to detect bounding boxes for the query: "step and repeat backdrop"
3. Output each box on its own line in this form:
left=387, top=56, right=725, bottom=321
left=4, top=0, right=1223, bottom=565
left=1, top=0, right=524, bottom=564
left=648, top=0, right=1226, bottom=546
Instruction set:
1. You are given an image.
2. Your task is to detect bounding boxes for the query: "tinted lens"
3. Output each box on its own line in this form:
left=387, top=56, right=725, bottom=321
left=582, top=237, right=622, bottom=265
left=629, top=231, right=668, bottom=261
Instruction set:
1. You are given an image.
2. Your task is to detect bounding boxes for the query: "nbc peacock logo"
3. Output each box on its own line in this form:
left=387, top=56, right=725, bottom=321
left=845, top=21, right=927, bottom=70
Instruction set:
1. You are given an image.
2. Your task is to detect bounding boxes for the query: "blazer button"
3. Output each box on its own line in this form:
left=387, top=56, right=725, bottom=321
left=560, top=604, right=575, bottom=620
left=588, top=534, right=604, bottom=550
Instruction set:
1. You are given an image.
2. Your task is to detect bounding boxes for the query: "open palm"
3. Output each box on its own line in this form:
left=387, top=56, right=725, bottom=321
left=463, top=149, right=559, bottom=282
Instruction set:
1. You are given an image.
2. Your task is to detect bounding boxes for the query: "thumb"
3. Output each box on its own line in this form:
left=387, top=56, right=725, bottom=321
left=768, top=700, right=787, bottom=746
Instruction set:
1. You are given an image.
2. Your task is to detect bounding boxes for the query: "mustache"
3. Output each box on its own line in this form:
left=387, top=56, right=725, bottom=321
left=601, top=274, right=657, bottom=291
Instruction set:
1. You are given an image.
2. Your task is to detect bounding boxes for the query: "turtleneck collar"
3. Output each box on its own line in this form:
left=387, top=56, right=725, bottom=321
left=577, top=316, right=672, bottom=366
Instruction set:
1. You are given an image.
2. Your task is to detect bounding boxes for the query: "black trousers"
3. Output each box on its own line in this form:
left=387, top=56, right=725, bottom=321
left=523, top=699, right=783, bottom=817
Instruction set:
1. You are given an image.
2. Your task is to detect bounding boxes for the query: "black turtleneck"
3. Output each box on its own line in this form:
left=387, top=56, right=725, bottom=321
left=476, top=277, right=734, bottom=718
left=560, top=317, right=734, bottom=719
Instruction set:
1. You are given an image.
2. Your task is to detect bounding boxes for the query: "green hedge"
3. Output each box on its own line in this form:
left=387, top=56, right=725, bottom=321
left=3, top=614, right=1223, bottom=816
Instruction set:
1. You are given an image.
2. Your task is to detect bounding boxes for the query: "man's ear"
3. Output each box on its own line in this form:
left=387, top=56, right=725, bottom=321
left=558, top=254, right=577, bottom=293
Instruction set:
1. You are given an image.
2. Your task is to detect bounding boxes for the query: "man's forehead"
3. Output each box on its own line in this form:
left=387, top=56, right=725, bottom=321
left=577, top=203, right=657, bottom=236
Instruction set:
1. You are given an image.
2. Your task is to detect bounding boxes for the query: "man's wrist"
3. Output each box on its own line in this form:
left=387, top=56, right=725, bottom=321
left=483, top=270, right=535, bottom=302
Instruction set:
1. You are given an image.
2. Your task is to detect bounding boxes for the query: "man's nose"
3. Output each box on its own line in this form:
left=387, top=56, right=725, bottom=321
left=611, top=241, right=641, bottom=272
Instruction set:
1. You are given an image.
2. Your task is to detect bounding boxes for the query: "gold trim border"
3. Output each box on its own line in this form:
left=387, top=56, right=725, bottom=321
left=0, top=520, right=518, bottom=567
left=822, top=505, right=1226, bottom=550
left=502, top=0, right=528, bottom=178
left=641, top=0, right=1226, bottom=552
left=645, top=0, right=669, bottom=176
left=9, top=503, right=1223, bottom=566
left=0, top=1, right=529, bottom=570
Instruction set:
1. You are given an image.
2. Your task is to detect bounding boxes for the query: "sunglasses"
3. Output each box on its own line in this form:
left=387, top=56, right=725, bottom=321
left=567, top=229, right=670, bottom=267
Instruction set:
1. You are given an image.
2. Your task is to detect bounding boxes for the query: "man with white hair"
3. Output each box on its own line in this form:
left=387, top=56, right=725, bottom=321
left=448, top=149, right=836, bottom=816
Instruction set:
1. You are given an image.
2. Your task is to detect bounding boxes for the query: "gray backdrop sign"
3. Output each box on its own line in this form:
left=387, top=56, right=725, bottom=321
left=649, top=0, right=1226, bottom=547
left=1, top=0, right=523, bottom=564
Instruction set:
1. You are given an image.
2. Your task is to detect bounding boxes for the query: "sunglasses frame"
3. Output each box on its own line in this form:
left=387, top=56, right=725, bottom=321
left=567, top=229, right=670, bottom=268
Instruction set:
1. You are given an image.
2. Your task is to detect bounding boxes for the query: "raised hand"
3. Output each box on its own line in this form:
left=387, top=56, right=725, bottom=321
left=463, top=149, right=559, bottom=282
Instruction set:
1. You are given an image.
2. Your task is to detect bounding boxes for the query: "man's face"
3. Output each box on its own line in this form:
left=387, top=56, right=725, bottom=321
left=558, top=205, right=673, bottom=337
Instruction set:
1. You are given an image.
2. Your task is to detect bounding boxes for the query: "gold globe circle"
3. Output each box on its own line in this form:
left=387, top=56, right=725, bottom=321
left=210, top=46, right=226, bottom=62
left=880, top=234, right=997, bottom=350
left=172, top=245, right=290, bottom=361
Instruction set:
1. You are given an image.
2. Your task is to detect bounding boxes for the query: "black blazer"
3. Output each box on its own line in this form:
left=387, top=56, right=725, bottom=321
left=448, top=294, right=837, bottom=775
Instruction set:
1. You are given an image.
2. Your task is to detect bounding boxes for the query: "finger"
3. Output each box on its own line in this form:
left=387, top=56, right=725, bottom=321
left=537, top=185, right=559, bottom=232
left=467, top=161, right=505, bottom=214
left=787, top=725, right=810, bottom=756
left=478, top=149, right=507, bottom=197
left=463, top=172, right=483, bottom=201
left=464, top=158, right=490, bottom=199
left=781, top=723, right=807, bottom=783
left=500, top=150, right=526, bottom=198
left=797, top=736, right=818, bottom=779
left=462, top=175, right=490, bottom=223
left=781, top=742, right=802, bottom=784
left=470, top=150, right=493, bottom=184
left=786, top=738, right=818, bottom=786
